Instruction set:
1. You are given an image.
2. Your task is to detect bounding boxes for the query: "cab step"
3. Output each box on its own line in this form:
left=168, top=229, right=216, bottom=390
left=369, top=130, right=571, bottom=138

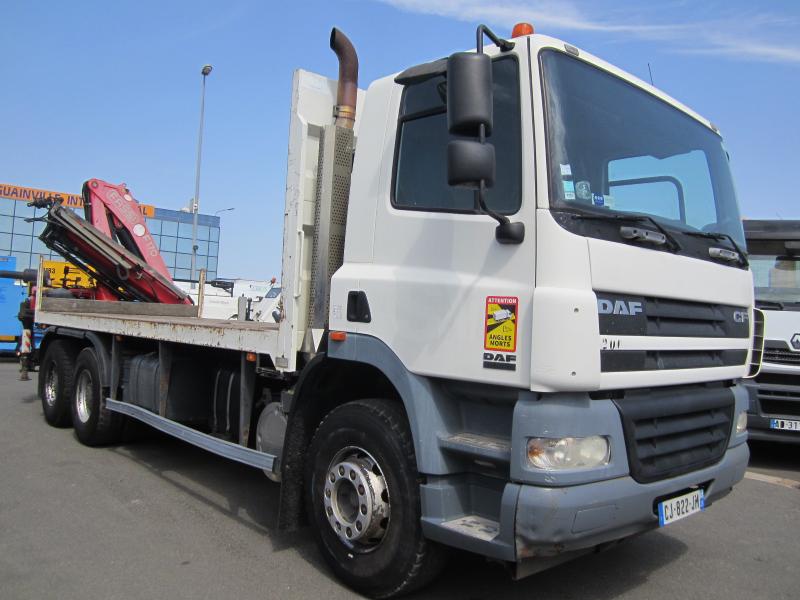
left=439, top=515, right=500, bottom=542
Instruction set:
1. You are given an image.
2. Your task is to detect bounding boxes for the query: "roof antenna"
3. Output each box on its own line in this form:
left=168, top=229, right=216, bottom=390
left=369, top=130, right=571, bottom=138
left=647, top=62, right=654, bottom=85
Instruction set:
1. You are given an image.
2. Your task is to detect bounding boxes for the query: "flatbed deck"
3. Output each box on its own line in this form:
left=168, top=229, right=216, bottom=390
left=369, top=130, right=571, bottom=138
left=36, top=297, right=279, bottom=354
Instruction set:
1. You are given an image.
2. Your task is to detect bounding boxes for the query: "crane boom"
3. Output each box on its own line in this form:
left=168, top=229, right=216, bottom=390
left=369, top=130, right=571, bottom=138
left=34, top=179, right=192, bottom=305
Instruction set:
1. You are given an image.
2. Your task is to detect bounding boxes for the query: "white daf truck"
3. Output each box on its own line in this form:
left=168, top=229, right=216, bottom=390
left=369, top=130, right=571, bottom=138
left=34, top=23, right=761, bottom=598
left=743, top=219, right=800, bottom=442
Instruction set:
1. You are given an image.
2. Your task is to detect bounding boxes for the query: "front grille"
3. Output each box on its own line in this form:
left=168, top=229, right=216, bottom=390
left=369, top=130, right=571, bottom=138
left=759, top=398, right=800, bottom=417
left=751, top=371, right=800, bottom=417
left=755, top=372, right=799, bottom=386
left=763, top=348, right=800, bottom=365
left=596, top=292, right=749, bottom=338
left=601, top=349, right=747, bottom=372
left=614, top=385, right=734, bottom=483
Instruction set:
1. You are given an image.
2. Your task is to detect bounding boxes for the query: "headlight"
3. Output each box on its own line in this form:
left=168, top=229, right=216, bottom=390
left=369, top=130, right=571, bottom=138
left=526, top=436, right=610, bottom=470
left=736, top=412, right=748, bottom=434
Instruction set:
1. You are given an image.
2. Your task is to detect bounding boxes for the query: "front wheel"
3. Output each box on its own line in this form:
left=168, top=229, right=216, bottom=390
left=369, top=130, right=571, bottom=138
left=305, top=399, right=445, bottom=598
left=71, top=347, right=123, bottom=446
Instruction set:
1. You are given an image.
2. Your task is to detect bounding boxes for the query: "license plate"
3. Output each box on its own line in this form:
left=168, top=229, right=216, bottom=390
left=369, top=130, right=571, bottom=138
left=658, top=489, right=704, bottom=527
left=770, top=418, right=800, bottom=432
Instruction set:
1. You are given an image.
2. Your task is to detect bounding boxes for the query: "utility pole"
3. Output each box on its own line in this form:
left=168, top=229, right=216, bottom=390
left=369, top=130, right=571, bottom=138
left=190, top=64, right=213, bottom=288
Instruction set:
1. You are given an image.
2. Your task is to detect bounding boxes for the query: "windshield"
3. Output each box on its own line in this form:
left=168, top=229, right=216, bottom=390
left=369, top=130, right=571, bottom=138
left=541, top=50, right=744, bottom=246
left=750, top=249, right=800, bottom=306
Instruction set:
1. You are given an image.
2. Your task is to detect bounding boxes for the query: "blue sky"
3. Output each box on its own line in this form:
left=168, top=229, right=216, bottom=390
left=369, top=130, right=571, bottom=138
left=2, top=0, right=798, bottom=279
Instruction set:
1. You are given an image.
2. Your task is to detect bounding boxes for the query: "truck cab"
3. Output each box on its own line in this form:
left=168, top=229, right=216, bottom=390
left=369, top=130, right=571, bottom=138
left=744, top=219, right=800, bottom=442
left=314, top=27, right=755, bottom=582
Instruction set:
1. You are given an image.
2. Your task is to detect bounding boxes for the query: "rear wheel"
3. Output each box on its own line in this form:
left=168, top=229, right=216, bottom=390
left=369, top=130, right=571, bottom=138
left=305, top=399, right=446, bottom=598
left=38, top=340, right=78, bottom=427
left=71, top=347, right=123, bottom=446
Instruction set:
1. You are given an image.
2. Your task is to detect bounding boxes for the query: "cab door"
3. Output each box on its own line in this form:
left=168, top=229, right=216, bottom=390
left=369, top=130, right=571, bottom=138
left=333, top=44, right=537, bottom=387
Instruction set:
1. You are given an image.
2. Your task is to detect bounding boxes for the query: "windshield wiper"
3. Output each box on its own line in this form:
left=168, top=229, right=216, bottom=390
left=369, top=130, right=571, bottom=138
left=683, top=231, right=749, bottom=267
left=566, top=212, right=682, bottom=252
left=755, top=299, right=785, bottom=311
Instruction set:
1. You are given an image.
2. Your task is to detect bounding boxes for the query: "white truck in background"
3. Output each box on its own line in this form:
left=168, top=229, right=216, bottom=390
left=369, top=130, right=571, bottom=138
left=33, top=23, right=762, bottom=597
left=744, top=219, right=800, bottom=442
left=175, top=278, right=282, bottom=321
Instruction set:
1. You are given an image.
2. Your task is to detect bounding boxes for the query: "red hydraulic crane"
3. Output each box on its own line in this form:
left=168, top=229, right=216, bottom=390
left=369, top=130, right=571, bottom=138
left=34, top=179, right=192, bottom=305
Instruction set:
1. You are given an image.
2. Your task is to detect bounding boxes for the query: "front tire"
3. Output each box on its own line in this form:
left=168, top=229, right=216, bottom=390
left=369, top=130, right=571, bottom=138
left=71, top=347, right=123, bottom=446
left=38, top=340, right=79, bottom=427
left=305, top=399, right=445, bottom=598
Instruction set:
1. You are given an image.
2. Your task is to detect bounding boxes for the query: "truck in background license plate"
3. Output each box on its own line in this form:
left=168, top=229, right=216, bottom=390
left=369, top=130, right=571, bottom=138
left=658, top=489, right=704, bottom=527
left=770, top=418, right=800, bottom=432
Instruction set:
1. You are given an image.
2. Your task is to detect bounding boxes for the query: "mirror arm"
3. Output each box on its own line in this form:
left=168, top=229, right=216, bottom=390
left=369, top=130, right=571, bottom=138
left=477, top=182, right=509, bottom=227
left=477, top=178, right=525, bottom=245
left=475, top=121, right=509, bottom=227
left=476, top=25, right=515, bottom=54
left=474, top=123, right=524, bottom=244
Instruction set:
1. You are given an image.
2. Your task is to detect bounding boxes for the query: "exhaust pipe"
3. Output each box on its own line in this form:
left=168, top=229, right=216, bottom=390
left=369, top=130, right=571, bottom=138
left=329, top=28, right=358, bottom=129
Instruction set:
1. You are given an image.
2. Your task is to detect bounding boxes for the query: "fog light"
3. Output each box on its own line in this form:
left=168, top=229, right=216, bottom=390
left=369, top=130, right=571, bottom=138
left=736, top=412, right=748, bottom=434
left=526, top=436, right=610, bottom=470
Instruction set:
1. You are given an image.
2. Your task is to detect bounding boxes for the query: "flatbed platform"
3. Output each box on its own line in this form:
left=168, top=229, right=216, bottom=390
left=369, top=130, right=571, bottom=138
left=36, top=297, right=280, bottom=354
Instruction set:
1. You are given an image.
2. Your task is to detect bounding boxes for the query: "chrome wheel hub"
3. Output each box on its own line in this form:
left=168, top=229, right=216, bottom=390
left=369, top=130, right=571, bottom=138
left=323, top=447, right=390, bottom=548
left=44, top=367, right=58, bottom=408
left=76, top=371, right=92, bottom=424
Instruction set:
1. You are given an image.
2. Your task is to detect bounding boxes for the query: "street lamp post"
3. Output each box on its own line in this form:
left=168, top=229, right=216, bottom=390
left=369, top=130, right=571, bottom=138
left=190, top=64, right=213, bottom=288
left=214, top=207, right=235, bottom=216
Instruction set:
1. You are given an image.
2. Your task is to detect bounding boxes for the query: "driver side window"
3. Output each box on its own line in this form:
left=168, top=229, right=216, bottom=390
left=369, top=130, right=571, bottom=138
left=393, top=56, right=522, bottom=215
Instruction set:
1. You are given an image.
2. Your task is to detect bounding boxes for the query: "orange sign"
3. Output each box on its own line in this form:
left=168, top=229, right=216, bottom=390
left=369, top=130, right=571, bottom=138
left=0, top=182, right=155, bottom=217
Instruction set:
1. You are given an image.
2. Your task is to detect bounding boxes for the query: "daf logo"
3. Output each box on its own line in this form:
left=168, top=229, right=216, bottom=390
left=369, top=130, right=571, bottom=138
left=732, top=311, right=748, bottom=324
left=597, top=299, right=643, bottom=316
left=791, top=333, right=800, bottom=351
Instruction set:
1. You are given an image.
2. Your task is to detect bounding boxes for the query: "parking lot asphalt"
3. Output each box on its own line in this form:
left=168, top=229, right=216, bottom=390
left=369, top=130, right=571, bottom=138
left=1, top=361, right=798, bottom=600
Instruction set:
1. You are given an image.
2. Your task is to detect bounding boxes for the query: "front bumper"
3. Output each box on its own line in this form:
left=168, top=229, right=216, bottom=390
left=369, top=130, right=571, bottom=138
left=514, top=442, right=748, bottom=558
left=421, top=385, right=750, bottom=568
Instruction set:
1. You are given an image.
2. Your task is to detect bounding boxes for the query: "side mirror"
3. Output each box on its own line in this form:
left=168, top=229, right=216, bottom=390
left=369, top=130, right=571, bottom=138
left=446, top=51, right=495, bottom=190
left=447, top=52, right=493, bottom=136
left=444, top=25, right=524, bottom=245
left=447, top=140, right=495, bottom=188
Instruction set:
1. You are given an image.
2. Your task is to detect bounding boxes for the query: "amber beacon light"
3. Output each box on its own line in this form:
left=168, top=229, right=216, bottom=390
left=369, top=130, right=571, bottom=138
left=511, top=22, right=534, bottom=37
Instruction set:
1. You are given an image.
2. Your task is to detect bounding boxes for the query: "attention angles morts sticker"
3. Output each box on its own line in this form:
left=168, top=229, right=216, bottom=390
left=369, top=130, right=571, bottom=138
left=484, top=296, right=518, bottom=371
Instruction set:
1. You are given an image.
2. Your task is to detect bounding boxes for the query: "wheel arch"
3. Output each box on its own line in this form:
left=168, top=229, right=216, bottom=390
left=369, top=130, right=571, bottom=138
left=278, top=334, right=456, bottom=531
left=278, top=353, right=402, bottom=530
left=40, top=327, right=112, bottom=388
